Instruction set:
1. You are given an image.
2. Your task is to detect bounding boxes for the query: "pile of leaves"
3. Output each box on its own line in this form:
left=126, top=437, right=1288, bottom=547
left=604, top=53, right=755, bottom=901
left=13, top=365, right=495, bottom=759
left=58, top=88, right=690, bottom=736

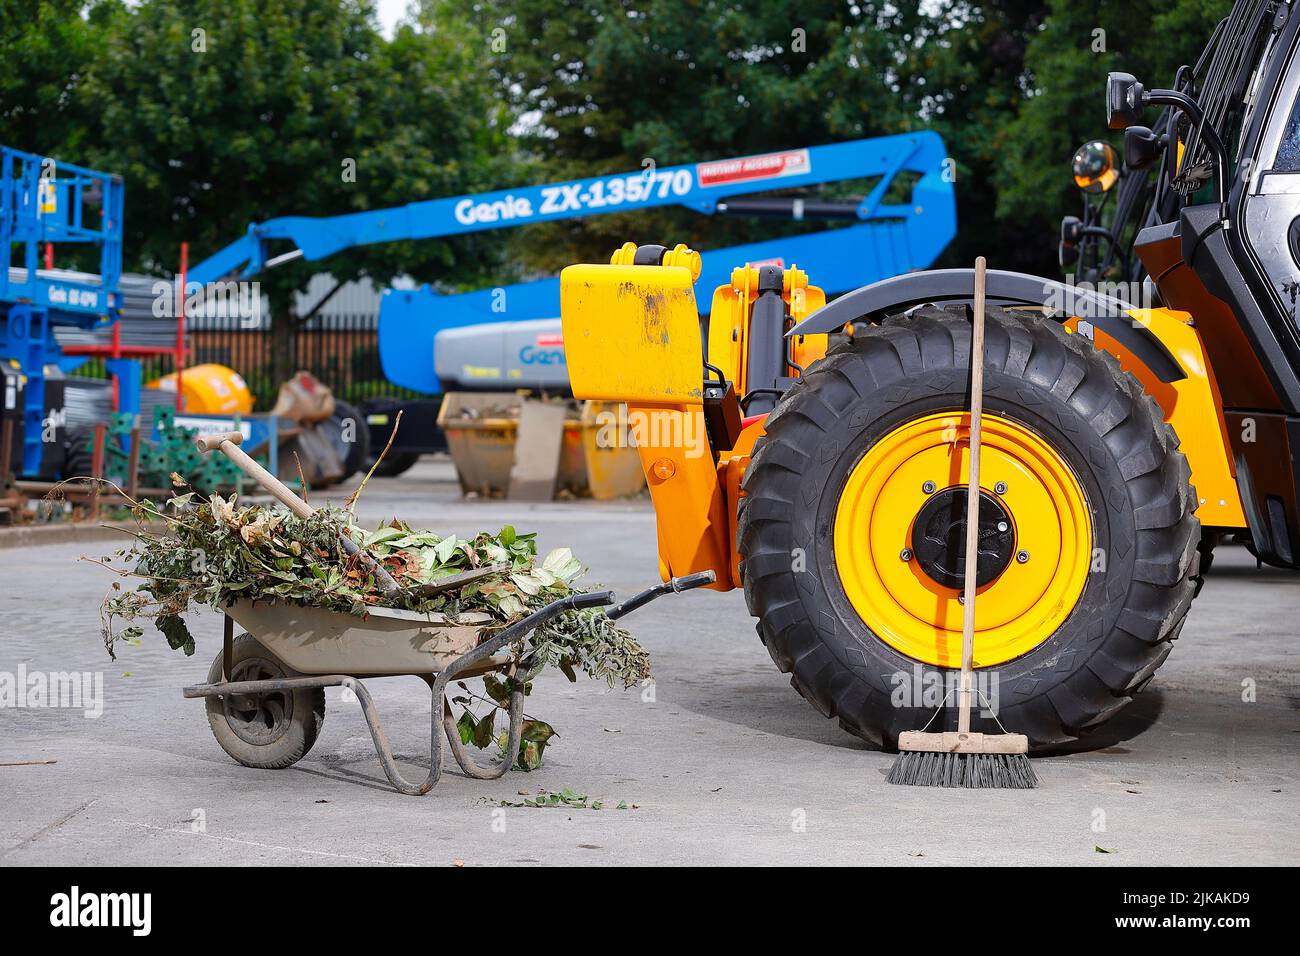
left=487, top=787, right=635, bottom=811
left=95, top=491, right=650, bottom=768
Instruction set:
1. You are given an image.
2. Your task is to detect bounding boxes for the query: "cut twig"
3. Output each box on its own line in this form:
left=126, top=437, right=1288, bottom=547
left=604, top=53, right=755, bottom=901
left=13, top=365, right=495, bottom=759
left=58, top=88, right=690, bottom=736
left=294, top=451, right=309, bottom=505
left=409, top=562, right=510, bottom=598
left=346, top=408, right=403, bottom=516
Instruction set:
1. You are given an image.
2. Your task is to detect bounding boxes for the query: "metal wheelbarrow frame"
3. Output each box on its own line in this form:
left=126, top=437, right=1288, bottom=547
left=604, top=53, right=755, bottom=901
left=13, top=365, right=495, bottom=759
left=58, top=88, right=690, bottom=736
left=182, top=429, right=712, bottom=795
left=183, top=580, right=711, bottom=795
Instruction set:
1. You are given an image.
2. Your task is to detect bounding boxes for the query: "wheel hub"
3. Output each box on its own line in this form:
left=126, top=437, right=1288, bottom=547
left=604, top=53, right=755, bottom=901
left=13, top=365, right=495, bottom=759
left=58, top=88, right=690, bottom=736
left=911, top=488, right=1015, bottom=589
left=224, top=657, right=293, bottom=746
left=831, top=411, right=1093, bottom=668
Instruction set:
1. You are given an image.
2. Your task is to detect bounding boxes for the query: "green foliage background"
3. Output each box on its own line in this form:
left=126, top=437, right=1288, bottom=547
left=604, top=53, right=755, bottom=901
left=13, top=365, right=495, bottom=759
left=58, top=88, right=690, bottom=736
left=1, top=0, right=1232, bottom=297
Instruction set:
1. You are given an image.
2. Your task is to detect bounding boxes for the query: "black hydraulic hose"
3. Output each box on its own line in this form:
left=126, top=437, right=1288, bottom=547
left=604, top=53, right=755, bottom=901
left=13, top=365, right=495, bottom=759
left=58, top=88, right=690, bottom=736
left=1079, top=226, right=1133, bottom=279
left=1144, top=87, right=1230, bottom=211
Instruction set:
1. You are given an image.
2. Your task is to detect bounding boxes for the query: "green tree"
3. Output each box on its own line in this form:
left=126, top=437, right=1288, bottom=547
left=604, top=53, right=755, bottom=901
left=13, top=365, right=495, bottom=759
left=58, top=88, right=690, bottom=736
left=994, top=0, right=1232, bottom=272
left=489, top=0, right=936, bottom=273
left=0, top=0, right=120, bottom=156
left=77, top=0, right=514, bottom=302
left=890, top=1, right=1049, bottom=272
left=491, top=0, right=1231, bottom=277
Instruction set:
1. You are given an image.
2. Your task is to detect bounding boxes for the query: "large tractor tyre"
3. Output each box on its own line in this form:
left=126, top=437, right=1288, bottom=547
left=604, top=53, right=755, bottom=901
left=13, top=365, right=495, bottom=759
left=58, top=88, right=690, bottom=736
left=737, top=305, right=1200, bottom=750
left=1192, top=529, right=1218, bottom=598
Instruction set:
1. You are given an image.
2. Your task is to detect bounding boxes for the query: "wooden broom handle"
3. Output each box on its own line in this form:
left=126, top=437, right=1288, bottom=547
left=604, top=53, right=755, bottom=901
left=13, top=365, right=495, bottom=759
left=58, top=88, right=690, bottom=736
left=958, top=257, right=987, bottom=735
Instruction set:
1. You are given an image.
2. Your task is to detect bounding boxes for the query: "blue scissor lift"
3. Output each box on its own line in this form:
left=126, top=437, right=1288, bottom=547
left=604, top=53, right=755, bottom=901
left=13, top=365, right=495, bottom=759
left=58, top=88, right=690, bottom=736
left=1, top=146, right=125, bottom=477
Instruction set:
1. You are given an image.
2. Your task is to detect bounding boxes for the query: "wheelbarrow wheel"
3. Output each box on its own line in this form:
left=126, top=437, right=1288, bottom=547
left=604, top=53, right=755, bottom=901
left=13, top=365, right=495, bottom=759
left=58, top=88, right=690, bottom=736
left=206, top=633, right=325, bottom=770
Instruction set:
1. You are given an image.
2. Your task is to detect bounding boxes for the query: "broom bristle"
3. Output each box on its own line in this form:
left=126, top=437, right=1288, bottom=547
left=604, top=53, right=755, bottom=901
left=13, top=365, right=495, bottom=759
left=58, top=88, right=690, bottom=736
left=886, top=750, right=1037, bottom=789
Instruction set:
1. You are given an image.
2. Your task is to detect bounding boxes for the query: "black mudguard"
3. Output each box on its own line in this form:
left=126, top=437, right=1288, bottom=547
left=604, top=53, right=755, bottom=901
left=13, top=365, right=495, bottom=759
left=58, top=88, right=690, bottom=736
left=788, top=267, right=1185, bottom=384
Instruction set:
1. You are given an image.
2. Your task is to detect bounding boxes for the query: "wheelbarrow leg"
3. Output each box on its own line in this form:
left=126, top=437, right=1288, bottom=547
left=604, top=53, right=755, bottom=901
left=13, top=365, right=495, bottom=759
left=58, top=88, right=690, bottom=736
left=440, top=679, right=525, bottom=780
left=338, top=676, right=443, bottom=796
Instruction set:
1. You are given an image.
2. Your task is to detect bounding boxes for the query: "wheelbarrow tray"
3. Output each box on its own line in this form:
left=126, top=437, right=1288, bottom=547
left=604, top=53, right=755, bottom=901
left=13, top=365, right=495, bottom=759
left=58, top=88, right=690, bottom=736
left=225, top=599, right=499, bottom=677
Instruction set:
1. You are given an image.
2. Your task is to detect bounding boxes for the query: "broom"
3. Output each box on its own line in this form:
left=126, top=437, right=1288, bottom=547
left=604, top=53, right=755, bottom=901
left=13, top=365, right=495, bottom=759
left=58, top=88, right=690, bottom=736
left=886, top=257, right=1038, bottom=789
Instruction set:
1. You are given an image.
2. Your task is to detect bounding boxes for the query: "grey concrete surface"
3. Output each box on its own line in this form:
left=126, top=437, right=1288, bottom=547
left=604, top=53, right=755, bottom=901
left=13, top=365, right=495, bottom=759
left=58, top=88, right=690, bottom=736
left=1, top=457, right=1297, bottom=866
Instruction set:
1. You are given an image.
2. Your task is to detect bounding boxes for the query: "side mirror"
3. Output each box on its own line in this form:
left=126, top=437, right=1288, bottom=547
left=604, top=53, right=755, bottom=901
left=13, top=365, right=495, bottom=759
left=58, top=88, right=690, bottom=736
left=1071, top=141, right=1119, bottom=193
left=1123, top=126, right=1163, bottom=171
left=1059, top=216, right=1082, bottom=268
left=1107, top=72, right=1147, bottom=129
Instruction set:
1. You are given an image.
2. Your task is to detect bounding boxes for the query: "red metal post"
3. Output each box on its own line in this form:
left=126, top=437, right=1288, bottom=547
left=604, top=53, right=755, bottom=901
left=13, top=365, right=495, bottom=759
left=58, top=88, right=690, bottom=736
left=109, top=322, right=122, bottom=411
left=176, top=242, right=189, bottom=410
left=90, top=421, right=106, bottom=520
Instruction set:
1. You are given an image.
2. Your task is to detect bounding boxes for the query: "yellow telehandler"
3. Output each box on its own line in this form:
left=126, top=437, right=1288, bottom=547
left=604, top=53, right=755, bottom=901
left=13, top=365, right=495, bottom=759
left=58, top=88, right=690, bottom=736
left=559, top=0, right=1299, bottom=750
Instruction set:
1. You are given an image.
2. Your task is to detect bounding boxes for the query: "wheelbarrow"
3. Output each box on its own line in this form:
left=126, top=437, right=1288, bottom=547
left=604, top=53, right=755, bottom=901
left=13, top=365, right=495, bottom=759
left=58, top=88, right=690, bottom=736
left=180, top=432, right=714, bottom=795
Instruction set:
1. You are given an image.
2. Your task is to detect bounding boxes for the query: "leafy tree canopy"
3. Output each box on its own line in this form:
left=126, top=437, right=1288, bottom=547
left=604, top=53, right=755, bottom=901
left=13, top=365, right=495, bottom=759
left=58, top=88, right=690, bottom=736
left=0, top=0, right=1238, bottom=295
left=2, top=0, right=513, bottom=305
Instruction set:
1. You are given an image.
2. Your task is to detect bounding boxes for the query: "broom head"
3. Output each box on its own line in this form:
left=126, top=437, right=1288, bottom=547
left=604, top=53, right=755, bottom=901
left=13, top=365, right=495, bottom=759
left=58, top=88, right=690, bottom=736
left=886, top=731, right=1037, bottom=789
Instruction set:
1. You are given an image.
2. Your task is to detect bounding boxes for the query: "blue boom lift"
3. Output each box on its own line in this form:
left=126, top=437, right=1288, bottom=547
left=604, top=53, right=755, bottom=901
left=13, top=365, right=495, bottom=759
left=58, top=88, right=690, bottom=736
left=187, top=132, right=956, bottom=390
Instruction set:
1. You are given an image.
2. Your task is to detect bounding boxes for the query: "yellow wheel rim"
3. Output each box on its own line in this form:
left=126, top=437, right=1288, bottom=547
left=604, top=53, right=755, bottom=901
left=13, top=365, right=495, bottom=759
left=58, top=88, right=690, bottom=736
left=832, top=412, right=1092, bottom=668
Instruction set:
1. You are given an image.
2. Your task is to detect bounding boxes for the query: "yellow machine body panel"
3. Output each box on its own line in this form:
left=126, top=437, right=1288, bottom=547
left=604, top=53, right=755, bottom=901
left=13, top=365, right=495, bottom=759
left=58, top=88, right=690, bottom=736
left=1066, top=307, right=1246, bottom=529
left=560, top=263, right=703, bottom=403
left=705, top=264, right=830, bottom=393
left=563, top=243, right=1247, bottom=595
left=561, top=255, right=732, bottom=588
left=562, top=247, right=834, bottom=591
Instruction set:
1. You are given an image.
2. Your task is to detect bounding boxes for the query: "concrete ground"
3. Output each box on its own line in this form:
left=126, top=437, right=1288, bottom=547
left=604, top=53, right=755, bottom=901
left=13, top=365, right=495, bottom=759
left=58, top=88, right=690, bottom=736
left=1, top=458, right=1296, bottom=866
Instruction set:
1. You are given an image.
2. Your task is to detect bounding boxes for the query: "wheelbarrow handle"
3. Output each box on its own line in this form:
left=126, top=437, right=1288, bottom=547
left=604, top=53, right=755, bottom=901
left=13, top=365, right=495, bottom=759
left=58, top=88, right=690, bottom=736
left=448, top=591, right=613, bottom=681
left=605, top=570, right=716, bottom=620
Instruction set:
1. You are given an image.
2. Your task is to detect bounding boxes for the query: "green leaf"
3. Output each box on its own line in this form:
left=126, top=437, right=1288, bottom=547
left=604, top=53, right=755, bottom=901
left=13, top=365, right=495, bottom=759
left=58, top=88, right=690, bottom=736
left=541, top=547, right=581, bottom=582
left=472, top=708, right=496, bottom=749
left=497, top=593, right=526, bottom=617
left=559, top=658, right=578, bottom=683
left=361, top=526, right=405, bottom=549
left=155, top=615, right=194, bottom=656
left=481, top=674, right=511, bottom=707
left=1094, top=846, right=1117, bottom=854
left=433, top=536, right=459, bottom=564
left=516, top=740, right=545, bottom=771
left=456, top=709, right=476, bottom=746
left=509, top=572, right=543, bottom=596
left=521, top=719, right=555, bottom=744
